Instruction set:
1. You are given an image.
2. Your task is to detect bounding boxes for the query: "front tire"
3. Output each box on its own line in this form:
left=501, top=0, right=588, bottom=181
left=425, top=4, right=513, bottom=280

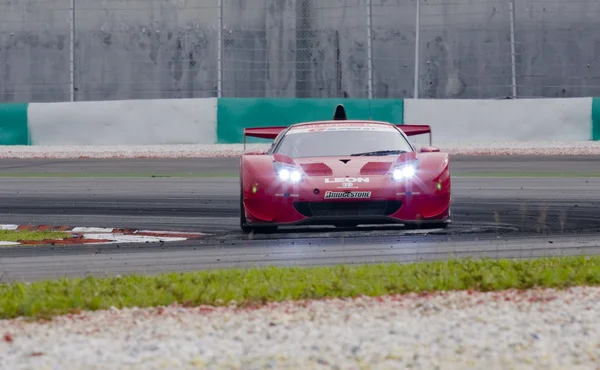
left=240, top=184, right=277, bottom=234
left=240, top=186, right=254, bottom=233
left=240, top=207, right=254, bottom=234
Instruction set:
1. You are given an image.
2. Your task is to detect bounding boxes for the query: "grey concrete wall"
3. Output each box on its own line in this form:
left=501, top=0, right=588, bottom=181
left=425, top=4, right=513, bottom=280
left=1, top=0, right=600, bottom=102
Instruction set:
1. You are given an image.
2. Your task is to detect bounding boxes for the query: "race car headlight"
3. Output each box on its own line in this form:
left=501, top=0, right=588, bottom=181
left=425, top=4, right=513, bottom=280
left=274, top=162, right=303, bottom=183
left=278, top=168, right=302, bottom=182
left=392, top=163, right=417, bottom=181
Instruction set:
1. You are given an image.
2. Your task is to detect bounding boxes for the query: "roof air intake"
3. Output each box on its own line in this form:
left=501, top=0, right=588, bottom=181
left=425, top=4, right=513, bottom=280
left=332, top=104, right=347, bottom=120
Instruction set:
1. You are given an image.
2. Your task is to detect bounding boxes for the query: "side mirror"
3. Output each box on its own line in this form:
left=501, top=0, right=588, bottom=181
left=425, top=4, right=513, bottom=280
left=420, top=146, right=440, bottom=153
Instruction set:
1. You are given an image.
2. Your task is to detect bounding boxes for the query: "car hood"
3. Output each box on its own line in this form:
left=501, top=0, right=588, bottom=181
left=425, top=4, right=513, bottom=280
left=293, top=156, right=401, bottom=177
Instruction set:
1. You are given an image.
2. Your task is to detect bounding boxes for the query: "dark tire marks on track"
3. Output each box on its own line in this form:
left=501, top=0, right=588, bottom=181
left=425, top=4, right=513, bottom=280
left=0, top=155, right=599, bottom=175
left=0, top=155, right=599, bottom=282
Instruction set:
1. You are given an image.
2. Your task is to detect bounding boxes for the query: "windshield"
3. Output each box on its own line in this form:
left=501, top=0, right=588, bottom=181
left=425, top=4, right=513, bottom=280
left=273, top=125, right=414, bottom=158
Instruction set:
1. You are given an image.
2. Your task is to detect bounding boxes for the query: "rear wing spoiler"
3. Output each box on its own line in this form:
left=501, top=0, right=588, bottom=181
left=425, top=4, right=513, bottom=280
left=241, top=104, right=432, bottom=150
left=243, top=126, right=287, bottom=150
left=396, top=124, right=432, bottom=145
left=242, top=124, right=431, bottom=150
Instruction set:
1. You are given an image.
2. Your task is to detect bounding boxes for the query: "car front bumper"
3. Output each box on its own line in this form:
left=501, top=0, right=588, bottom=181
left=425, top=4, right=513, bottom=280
left=243, top=182, right=451, bottom=228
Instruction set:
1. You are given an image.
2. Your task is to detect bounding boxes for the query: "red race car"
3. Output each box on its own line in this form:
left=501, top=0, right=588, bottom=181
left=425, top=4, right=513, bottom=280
left=239, top=105, right=451, bottom=233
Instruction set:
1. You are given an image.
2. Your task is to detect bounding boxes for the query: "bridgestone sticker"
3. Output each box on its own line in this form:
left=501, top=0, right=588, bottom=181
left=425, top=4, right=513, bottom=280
left=324, top=191, right=372, bottom=199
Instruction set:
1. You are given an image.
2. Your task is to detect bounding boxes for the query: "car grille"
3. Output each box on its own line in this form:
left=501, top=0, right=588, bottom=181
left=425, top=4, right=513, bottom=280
left=293, top=201, right=402, bottom=218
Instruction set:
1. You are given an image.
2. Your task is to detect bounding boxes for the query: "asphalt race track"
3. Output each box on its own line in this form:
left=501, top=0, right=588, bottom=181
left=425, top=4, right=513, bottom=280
left=1, top=155, right=600, bottom=282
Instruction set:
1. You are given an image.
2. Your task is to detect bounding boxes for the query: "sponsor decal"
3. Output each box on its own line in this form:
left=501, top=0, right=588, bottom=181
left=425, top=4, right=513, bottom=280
left=307, top=127, right=378, bottom=132
left=324, top=191, right=372, bottom=199
left=397, top=191, right=422, bottom=196
left=288, top=124, right=396, bottom=134
left=325, top=177, right=370, bottom=183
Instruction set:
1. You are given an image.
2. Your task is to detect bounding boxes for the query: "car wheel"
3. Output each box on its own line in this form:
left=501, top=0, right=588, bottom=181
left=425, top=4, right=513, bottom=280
left=240, top=185, right=254, bottom=234
left=239, top=184, right=277, bottom=234
left=240, top=208, right=254, bottom=234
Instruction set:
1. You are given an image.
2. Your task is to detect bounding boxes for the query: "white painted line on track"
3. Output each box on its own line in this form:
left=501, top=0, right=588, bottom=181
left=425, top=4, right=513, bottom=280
left=0, top=224, right=20, bottom=230
left=136, top=230, right=206, bottom=235
left=0, top=224, right=207, bottom=245
left=83, top=233, right=189, bottom=243
left=0, top=241, right=20, bottom=245
left=71, top=227, right=116, bottom=233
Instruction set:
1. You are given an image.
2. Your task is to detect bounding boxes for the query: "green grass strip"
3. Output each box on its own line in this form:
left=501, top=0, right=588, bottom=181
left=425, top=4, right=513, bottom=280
left=1, top=256, right=599, bottom=320
left=0, top=230, right=70, bottom=242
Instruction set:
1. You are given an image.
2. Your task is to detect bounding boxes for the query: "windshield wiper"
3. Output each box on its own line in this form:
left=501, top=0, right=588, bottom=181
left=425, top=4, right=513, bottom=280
left=350, top=150, right=407, bottom=156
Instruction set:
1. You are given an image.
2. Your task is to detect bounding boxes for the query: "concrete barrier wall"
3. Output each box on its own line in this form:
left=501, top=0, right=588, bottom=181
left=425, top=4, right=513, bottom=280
left=27, top=98, right=217, bottom=145
left=0, top=97, right=598, bottom=146
left=4, top=0, right=600, bottom=102
left=404, top=98, right=595, bottom=146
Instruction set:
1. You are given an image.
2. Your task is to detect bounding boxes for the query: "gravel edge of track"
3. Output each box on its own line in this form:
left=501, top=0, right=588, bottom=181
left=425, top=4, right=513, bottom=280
left=0, top=286, right=598, bottom=369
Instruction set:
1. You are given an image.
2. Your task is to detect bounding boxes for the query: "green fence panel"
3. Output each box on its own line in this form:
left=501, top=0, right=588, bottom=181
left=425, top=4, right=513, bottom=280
left=0, top=103, right=29, bottom=145
left=592, top=97, right=600, bottom=140
left=216, top=98, right=404, bottom=143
